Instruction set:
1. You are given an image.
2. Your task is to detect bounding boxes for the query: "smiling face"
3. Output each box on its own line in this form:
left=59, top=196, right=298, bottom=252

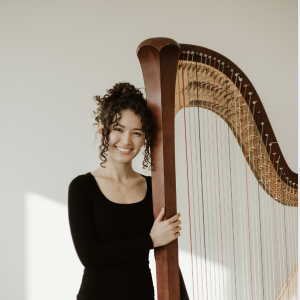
left=98, top=109, right=145, bottom=166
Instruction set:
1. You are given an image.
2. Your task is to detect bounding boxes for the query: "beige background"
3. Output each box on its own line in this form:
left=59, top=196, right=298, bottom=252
left=0, top=0, right=297, bottom=299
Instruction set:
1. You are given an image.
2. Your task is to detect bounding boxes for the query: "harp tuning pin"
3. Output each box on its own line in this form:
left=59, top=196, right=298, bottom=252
left=208, top=55, right=211, bottom=59
left=249, top=92, right=253, bottom=95
left=235, top=73, right=239, bottom=76
left=265, top=134, right=268, bottom=136
left=191, top=51, right=195, bottom=55
left=204, top=54, right=207, bottom=57
left=217, top=59, right=220, bottom=62
left=280, top=167, right=283, bottom=170
left=286, top=177, right=289, bottom=180
left=239, top=77, right=243, bottom=81
left=186, top=51, right=190, bottom=55
left=195, top=52, right=198, bottom=55
left=261, top=122, right=264, bottom=125
left=253, top=101, right=257, bottom=104
left=293, top=183, right=296, bottom=186
left=230, top=69, right=233, bottom=72
left=221, top=62, right=225, bottom=65
left=199, top=53, right=203, bottom=56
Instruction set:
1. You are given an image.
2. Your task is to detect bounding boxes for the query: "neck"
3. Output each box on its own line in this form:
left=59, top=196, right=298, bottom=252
left=98, top=158, right=137, bottom=181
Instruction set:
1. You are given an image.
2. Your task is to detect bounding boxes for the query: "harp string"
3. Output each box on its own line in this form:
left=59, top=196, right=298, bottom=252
left=291, top=181, right=297, bottom=298
left=264, top=134, right=271, bottom=300
left=200, top=58, right=211, bottom=300
left=209, top=56, right=222, bottom=299
left=220, top=62, right=232, bottom=299
left=248, top=91, right=259, bottom=298
left=235, top=73, right=248, bottom=299
left=251, top=100, right=262, bottom=299
left=220, top=59, right=231, bottom=300
left=251, top=106, right=262, bottom=299
left=283, top=180, right=288, bottom=299
left=217, top=60, right=228, bottom=299
left=277, top=162, right=284, bottom=298
left=231, top=69, right=245, bottom=300
left=194, top=57, right=208, bottom=300
left=294, top=197, right=298, bottom=297
left=225, top=66, right=238, bottom=300
left=271, top=153, right=280, bottom=297
left=242, top=84, right=254, bottom=300
left=296, top=209, right=298, bottom=298
left=213, top=58, right=222, bottom=300
left=210, top=57, right=219, bottom=299
left=181, top=52, right=196, bottom=300
left=288, top=179, right=293, bottom=299
left=287, top=180, right=291, bottom=300
left=205, top=56, right=219, bottom=300
left=186, top=52, right=199, bottom=299
left=258, top=120, right=265, bottom=299
left=287, top=178, right=291, bottom=299
left=269, top=143, right=276, bottom=299
left=291, top=181, right=296, bottom=298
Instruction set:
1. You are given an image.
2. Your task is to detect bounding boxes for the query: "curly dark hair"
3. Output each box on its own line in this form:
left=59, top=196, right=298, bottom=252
left=92, top=82, right=154, bottom=169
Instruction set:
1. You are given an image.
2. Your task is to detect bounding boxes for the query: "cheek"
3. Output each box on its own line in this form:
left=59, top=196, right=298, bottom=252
left=108, top=132, right=118, bottom=145
left=136, top=138, right=145, bottom=148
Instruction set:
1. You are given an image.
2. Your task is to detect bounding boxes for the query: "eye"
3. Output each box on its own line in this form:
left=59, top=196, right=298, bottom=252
left=133, top=132, right=142, bottom=136
left=114, top=127, right=122, bottom=132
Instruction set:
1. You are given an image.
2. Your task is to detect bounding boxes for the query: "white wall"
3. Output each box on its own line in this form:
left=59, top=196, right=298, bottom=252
left=0, top=0, right=297, bottom=299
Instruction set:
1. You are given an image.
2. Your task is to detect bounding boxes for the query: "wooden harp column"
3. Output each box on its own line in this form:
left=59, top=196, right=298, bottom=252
left=137, top=38, right=181, bottom=300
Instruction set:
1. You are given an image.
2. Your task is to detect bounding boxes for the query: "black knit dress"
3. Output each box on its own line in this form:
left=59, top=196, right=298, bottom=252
left=68, top=172, right=189, bottom=300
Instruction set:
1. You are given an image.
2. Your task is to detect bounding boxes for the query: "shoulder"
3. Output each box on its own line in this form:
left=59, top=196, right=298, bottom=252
left=138, top=173, right=151, bottom=180
left=68, top=173, right=91, bottom=194
left=141, top=174, right=152, bottom=188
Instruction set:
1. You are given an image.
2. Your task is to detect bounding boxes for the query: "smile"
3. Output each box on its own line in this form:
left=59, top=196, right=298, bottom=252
left=115, top=146, right=133, bottom=153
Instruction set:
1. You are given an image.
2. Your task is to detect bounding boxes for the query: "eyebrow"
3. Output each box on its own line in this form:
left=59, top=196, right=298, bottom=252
left=115, top=123, right=143, bottom=131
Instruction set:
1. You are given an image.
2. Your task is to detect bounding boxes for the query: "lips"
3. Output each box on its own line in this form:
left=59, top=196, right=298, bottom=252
left=115, top=146, right=133, bottom=153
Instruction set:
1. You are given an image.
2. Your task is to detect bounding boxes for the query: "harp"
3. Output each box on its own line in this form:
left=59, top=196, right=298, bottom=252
left=137, top=38, right=298, bottom=300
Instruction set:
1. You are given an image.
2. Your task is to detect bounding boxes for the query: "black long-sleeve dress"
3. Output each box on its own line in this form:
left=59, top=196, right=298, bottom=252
left=68, top=172, right=189, bottom=300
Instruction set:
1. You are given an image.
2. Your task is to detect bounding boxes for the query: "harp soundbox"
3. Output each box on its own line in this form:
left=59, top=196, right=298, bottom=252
left=137, top=38, right=298, bottom=300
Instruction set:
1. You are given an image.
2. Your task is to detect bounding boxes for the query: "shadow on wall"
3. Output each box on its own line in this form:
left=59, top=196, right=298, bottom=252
left=25, top=193, right=83, bottom=300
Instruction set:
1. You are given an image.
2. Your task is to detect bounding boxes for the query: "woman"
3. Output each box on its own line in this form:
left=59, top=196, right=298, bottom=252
left=68, top=82, right=189, bottom=299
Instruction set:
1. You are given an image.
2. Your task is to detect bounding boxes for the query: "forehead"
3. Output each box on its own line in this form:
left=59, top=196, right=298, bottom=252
left=112, top=109, right=142, bottom=127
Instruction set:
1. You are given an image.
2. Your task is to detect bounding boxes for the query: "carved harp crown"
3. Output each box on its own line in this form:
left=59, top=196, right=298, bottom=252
left=137, top=38, right=298, bottom=300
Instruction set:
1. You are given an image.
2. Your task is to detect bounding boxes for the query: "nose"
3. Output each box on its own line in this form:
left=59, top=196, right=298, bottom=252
left=121, top=131, right=132, bottom=146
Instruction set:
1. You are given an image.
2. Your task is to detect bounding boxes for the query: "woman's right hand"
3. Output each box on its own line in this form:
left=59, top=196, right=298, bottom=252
left=149, top=207, right=182, bottom=248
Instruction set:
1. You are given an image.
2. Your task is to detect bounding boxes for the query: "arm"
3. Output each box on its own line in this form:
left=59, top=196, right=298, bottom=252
left=68, top=175, right=154, bottom=269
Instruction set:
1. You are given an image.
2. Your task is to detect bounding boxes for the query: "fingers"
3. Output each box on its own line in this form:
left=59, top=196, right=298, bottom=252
left=168, top=212, right=181, bottom=223
left=174, top=226, right=182, bottom=233
left=171, top=220, right=181, bottom=229
left=156, top=207, right=165, bottom=222
left=173, top=221, right=181, bottom=230
left=172, top=231, right=181, bottom=242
